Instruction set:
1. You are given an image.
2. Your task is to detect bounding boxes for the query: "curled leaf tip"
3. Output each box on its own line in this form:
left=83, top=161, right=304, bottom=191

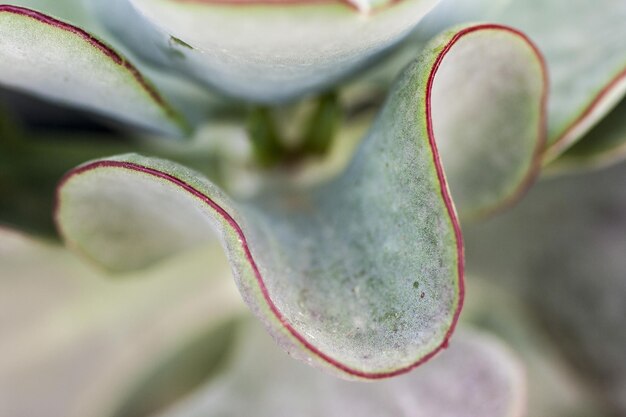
left=428, top=24, right=547, bottom=220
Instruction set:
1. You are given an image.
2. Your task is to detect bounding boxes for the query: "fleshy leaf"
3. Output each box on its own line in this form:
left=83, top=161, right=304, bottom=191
left=56, top=25, right=548, bottom=378
left=156, top=321, right=526, bottom=417
left=420, top=0, right=626, bottom=162
left=0, top=5, right=187, bottom=135
left=0, top=228, right=243, bottom=417
left=464, top=161, right=626, bottom=415
left=90, top=0, right=440, bottom=102
left=55, top=149, right=460, bottom=379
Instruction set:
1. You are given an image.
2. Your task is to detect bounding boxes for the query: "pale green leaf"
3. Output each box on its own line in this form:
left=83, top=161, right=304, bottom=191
left=0, top=227, right=243, bottom=417
left=0, top=5, right=188, bottom=135
left=157, top=320, right=526, bottom=417
left=91, top=0, right=440, bottom=103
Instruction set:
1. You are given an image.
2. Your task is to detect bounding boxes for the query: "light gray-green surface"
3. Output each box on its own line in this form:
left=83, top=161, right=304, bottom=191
left=91, top=0, right=440, bottom=102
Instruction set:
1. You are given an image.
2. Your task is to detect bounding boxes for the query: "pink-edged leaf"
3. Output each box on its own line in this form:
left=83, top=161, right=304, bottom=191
left=6, top=0, right=92, bottom=26
left=55, top=23, right=550, bottom=379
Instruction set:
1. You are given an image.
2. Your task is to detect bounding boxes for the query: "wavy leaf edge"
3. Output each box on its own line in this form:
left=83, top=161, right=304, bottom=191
left=58, top=157, right=457, bottom=380
left=55, top=24, right=547, bottom=379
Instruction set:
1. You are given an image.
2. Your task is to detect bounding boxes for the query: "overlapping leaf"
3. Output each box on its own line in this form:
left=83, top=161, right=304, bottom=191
left=91, top=0, right=441, bottom=102
left=6, top=0, right=93, bottom=26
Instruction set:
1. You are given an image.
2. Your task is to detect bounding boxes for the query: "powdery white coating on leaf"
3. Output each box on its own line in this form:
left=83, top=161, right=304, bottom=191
left=55, top=138, right=461, bottom=379
left=430, top=28, right=546, bottom=219
left=55, top=26, right=479, bottom=378
left=0, top=6, right=186, bottom=135
left=55, top=165, right=226, bottom=272
left=496, top=0, right=626, bottom=161
left=91, top=0, right=439, bottom=102
left=56, top=23, right=547, bottom=379
left=7, top=0, right=240, bottom=129
left=157, top=321, right=526, bottom=417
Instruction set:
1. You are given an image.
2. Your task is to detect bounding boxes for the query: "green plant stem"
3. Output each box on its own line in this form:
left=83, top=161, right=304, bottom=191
left=246, top=106, right=286, bottom=168
left=301, top=92, right=341, bottom=156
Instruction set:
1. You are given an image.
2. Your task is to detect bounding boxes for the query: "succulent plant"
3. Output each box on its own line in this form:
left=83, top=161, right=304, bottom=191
left=1, top=0, right=625, bottom=416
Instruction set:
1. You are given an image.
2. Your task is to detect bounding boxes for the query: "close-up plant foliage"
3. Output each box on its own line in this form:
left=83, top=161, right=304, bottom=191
left=0, top=0, right=625, bottom=416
